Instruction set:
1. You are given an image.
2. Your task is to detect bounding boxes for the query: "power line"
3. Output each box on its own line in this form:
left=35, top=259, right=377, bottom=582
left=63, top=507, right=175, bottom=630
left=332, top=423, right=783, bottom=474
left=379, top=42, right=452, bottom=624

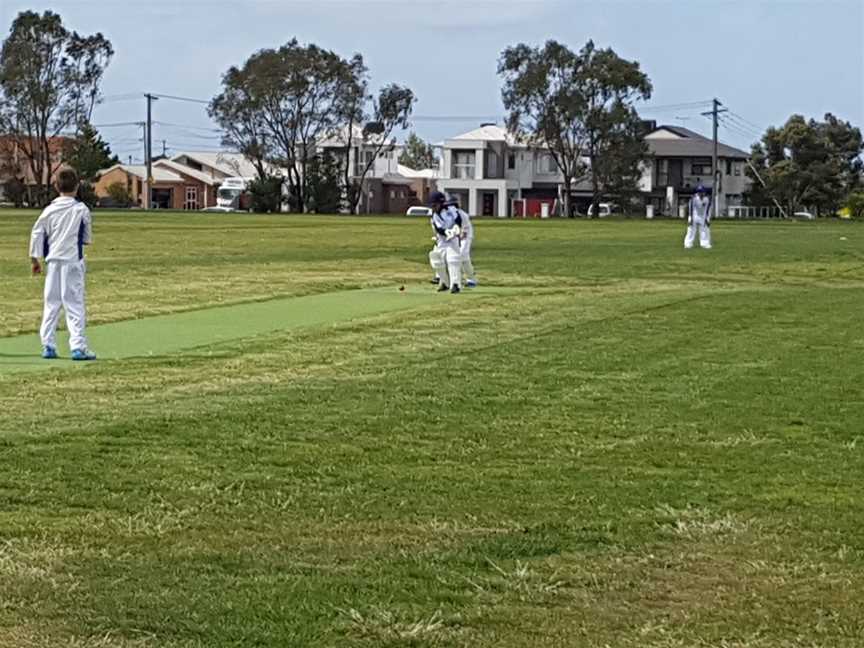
left=718, top=115, right=760, bottom=142
left=727, top=110, right=763, bottom=132
left=155, top=121, right=223, bottom=133
left=638, top=100, right=713, bottom=113
left=412, top=115, right=501, bottom=122
left=156, top=130, right=223, bottom=141
left=100, top=94, right=143, bottom=104
left=97, top=91, right=715, bottom=126
left=92, top=121, right=144, bottom=128
left=723, top=113, right=763, bottom=138
left=152, top=93, right=210, bottom=105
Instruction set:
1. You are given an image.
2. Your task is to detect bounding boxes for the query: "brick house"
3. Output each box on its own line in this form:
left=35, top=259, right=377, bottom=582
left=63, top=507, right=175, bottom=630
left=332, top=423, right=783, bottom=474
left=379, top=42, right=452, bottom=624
left=94, top=159, right=220, bottom=209
left=0, top=135, right=73, bottom=203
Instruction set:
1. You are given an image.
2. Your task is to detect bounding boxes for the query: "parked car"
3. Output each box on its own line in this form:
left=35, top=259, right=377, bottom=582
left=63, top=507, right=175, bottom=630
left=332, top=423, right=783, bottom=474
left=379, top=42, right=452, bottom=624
left=794, top=211, right=815, bottom=220
left=587, top=202, right=616, bottom=217
left=406, top=206, right=433, bottom=217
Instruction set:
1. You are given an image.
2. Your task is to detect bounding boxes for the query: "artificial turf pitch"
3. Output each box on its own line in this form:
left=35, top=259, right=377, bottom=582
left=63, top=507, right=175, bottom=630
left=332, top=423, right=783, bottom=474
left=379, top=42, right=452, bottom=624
left=0, top=286, right=511, bottom=372
left=0, top=211, right=862, bottom=647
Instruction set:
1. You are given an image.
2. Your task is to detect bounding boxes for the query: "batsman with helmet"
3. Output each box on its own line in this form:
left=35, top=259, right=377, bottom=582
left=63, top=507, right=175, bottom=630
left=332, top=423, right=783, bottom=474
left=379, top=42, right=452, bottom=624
left=684, top=184, right=713, bottom=249
left=427, top=191, right=464, bottom=294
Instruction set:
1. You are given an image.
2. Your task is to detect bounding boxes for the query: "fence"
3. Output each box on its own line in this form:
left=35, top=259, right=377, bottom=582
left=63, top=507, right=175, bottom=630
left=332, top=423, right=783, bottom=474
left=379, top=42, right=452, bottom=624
left=725, top=206, right=787, bottom=219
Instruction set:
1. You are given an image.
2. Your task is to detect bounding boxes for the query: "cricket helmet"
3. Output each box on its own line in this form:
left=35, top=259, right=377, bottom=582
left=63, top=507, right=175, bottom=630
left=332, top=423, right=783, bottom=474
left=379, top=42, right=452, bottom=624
left=428, top=191, right=447, bottom=206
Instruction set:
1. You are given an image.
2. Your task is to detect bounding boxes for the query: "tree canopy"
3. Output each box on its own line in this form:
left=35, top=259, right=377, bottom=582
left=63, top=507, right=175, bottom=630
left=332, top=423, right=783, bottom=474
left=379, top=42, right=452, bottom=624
left=747, top=113, right=863, bottom=216
left=499, top=39, right=651, bottom=216
left=399, top=132, right=438, bottom=171
left=210, top=39, right=414, bottom=213
left=64, top=122, right=118, bottom=181
left=0, top=10, right=113, bottom=205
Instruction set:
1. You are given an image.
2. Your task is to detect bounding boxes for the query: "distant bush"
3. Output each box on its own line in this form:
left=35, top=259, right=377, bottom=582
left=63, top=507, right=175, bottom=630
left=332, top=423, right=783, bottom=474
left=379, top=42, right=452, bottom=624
left=845, top=192, right=864, bottom=219
left=77, top=181, right=98, bottom=208
left=305, top=154, right=341, bottom=213
left=106, top=182, right=132, bottom=208
left=3, top=177, right=27, bottom=207
left=249, top=176, right=283, bottom=213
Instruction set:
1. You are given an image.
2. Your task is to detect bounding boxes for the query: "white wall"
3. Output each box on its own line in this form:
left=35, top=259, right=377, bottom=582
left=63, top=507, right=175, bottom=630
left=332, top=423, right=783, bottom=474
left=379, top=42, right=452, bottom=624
left=638, top=161, right=653, bottom=192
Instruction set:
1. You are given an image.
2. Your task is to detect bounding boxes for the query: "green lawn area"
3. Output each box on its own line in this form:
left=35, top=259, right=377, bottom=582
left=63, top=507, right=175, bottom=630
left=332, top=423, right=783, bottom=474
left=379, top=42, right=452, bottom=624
left=1, top=210, right=862, bottom=647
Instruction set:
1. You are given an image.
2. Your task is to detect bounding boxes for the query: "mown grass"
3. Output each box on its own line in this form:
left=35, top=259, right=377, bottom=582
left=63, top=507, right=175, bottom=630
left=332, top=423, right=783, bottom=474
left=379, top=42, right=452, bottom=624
left=1, top=210, right=863, bottom=647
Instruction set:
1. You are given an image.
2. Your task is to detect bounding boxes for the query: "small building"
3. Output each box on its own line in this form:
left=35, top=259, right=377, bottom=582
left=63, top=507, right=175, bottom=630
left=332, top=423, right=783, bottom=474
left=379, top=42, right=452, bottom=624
left=396, top=164, right=439, bottom=207
left=0, top=135, right=73, bottom=204
left=94, top=160, right=221, bottom=210
left=641, top=126, right=750, bottom=217
left=317, top=126, right=416, bottom=213
left=436, top=123, right=752, bottom=217
left=171, top=151, right=268, bottom=183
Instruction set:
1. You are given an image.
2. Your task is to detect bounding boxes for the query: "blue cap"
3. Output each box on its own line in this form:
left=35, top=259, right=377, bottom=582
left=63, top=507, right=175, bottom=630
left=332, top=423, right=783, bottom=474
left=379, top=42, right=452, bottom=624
left=428, top=191, right=447, bottom=206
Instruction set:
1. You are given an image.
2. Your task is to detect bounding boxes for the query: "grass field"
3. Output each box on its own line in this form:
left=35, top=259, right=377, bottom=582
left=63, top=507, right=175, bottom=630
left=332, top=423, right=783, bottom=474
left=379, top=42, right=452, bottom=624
left=1, top=210, right=862, bottom=647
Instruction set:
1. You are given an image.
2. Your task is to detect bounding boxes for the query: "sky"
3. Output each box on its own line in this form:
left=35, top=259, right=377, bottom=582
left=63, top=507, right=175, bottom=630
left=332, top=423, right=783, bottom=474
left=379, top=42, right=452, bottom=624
left=2, top=0, right=862, bottom=164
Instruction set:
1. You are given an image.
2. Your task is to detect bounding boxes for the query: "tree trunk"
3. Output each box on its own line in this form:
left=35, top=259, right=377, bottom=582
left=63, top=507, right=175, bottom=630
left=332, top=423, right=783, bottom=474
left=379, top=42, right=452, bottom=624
left=562, top=180, right=571, bottom=218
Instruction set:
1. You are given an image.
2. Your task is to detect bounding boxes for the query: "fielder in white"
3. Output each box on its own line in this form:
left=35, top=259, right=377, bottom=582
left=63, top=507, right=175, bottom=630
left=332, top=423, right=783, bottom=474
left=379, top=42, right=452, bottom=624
left=427, top=191, right=463, bottom=294
left=449, top=200, right=477, bottom=288
left=684, top=185, right=712, bottom=249
left=29, top=168, right=97, bottom=361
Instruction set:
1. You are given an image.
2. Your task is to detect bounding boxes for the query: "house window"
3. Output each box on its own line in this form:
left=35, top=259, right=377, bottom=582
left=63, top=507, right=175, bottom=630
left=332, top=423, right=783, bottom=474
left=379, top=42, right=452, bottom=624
left=507, top=153, right=516, bottom=170
left=452, top=151, right=475, bottom=179
left=537, top=153, right=557, bottom=175
left=390, top=189, right=396, bottom=199
left=726, top=160, right=733, bottom=175
left=184, top=186, right=198, bottom=210
left=734, top=162, right=742, bottom=176
left=691, top=158, right=712, bottom=175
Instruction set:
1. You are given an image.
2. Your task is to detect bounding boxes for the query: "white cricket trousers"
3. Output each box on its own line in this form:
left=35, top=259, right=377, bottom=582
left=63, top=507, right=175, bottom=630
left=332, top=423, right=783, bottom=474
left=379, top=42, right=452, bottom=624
left=684, top=215, right=712, bottom=249
left=429, top=241, right=462, bottom=288
left=461, top=236, right=475, bottom=280
left=41, top=259, right=88, bottom=351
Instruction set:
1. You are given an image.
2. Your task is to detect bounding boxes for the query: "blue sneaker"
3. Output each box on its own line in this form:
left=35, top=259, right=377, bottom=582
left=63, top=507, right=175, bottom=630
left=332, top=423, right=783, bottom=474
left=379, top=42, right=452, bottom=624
left=466, top=279, right=478, bottom=288
left=71, top=348, right=97, bottom=361
left=41, top=345, right=58, bottom=360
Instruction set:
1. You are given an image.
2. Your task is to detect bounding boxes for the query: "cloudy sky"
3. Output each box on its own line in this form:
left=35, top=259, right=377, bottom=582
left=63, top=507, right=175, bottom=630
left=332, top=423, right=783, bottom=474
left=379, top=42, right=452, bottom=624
left=2, top=0, right=861, bottom=163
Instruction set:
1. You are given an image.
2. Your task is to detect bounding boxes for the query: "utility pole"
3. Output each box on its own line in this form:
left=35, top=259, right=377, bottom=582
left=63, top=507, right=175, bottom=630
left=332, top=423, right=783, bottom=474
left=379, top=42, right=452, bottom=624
left=144, top=93, right=158, bottom=209
left=701, top=98, right=728, bottom=219
left=162, top=139, right=167, bottom=157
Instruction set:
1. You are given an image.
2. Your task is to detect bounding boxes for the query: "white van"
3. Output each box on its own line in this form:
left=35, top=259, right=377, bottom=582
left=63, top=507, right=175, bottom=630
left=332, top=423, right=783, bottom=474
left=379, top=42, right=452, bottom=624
left=587, top=203, right=616, bottom=217
left=406, top=206, right=433, bottom=217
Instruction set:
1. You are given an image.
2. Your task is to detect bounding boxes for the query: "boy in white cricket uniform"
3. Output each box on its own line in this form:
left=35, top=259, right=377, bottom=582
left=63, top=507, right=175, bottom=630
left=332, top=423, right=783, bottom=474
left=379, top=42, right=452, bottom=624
left=29, top=168, right=97, bottom=360
left=450, top=202, right=477, bottom=287
left=429, top=197, right=477, bottom=287
left=684, top=185, right=712, bottom=249
left=427, top=191, right=463, bottom=294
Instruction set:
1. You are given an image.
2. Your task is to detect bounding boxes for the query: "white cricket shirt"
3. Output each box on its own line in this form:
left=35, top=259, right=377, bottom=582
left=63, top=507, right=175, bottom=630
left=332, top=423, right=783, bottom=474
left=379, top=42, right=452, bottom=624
left=29, top=196, right=93, bottom=262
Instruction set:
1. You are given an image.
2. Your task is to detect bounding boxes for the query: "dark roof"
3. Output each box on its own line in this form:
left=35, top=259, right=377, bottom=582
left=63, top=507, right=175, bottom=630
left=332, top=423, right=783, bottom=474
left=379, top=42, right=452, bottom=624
left=646, top=125, right=750, bottom=159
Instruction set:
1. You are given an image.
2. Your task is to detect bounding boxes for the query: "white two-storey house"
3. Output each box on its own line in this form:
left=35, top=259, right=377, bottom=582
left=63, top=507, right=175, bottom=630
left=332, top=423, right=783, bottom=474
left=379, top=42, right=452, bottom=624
left=438, top=123, right=751, bottom=217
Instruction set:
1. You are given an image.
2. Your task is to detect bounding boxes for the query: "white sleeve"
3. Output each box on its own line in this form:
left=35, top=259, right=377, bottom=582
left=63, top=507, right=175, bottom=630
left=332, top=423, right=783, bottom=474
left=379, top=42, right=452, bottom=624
left=431, top=213, right=446, bottom=233
left=80, top=206, right=93, bottom=245
left=29, top=212, right=48, bottom=259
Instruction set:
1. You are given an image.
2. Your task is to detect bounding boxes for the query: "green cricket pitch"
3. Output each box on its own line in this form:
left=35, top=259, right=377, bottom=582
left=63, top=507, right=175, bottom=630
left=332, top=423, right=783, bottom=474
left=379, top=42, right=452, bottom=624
left=0, top=285, right=515, bottom=372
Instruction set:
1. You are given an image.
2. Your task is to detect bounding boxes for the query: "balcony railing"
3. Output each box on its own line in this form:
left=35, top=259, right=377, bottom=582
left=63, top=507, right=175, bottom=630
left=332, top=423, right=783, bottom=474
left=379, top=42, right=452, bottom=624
left=452, top=165, right=475, bottom=180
